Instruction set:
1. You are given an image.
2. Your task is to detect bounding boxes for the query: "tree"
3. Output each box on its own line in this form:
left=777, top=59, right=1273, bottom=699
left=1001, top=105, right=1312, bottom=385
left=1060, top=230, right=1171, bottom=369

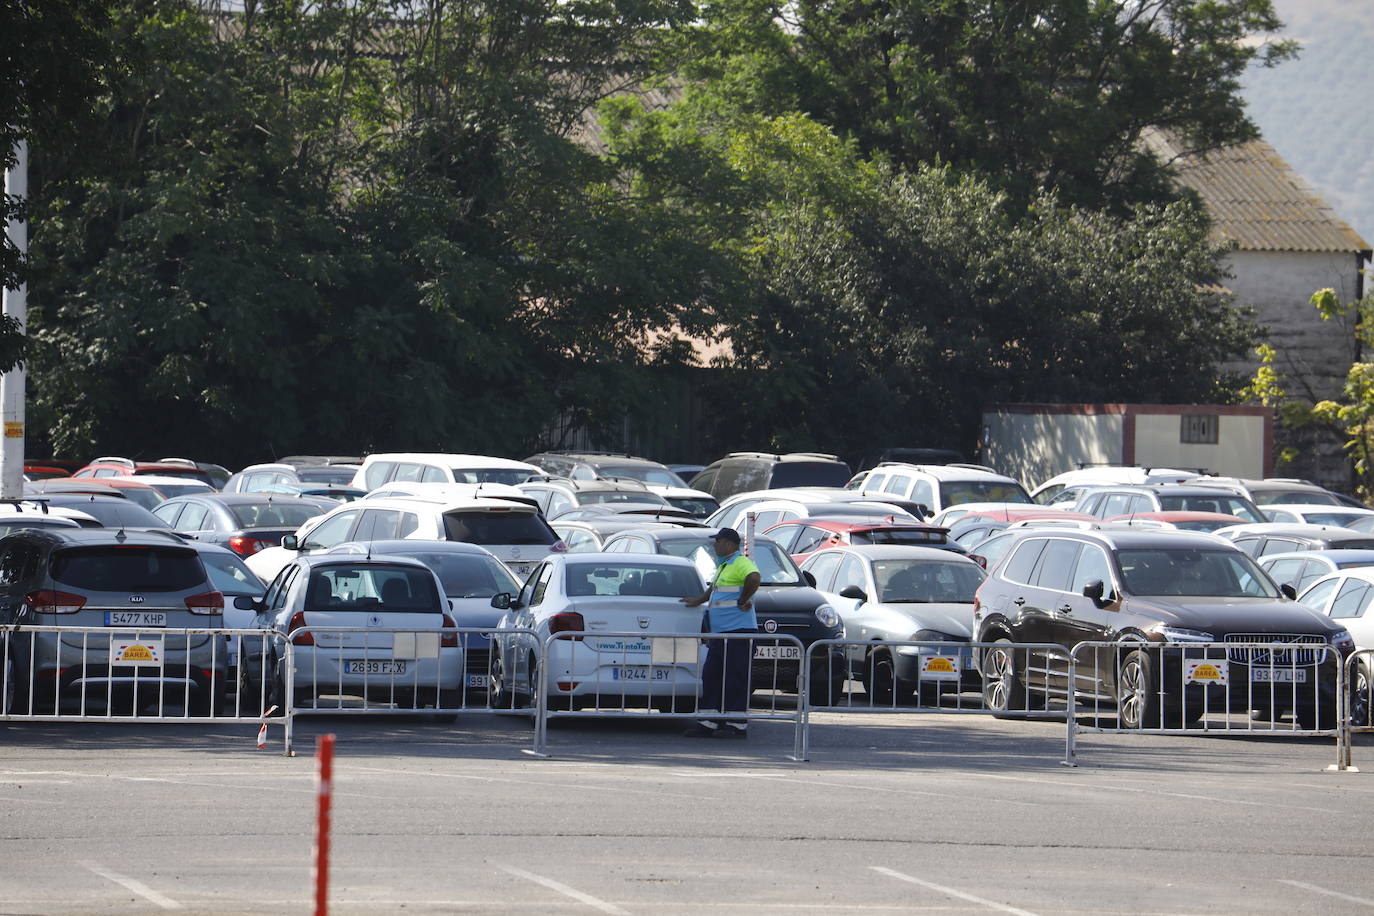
left=676, top=0, right=1296, bottom=212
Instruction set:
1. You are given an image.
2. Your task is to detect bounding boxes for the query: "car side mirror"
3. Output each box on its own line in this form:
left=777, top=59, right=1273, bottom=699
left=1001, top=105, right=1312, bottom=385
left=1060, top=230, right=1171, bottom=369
left=281, top=535, right=299, bottom=551
left=1280, top=583, right=1297, bottom=600
left=490, top=592, right=512, bottom=610
left=914, top=504, right=931, bottom=520
left=802, top=571, right=817, bottom=587
left=839, top=585, right=867, bottom=601
left=233, top=595, right=264, bottom=612
left=1083, top=579, right=1107, bottom=608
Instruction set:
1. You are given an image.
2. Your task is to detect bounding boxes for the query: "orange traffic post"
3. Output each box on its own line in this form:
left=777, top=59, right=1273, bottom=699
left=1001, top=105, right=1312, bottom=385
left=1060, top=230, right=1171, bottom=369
left=314, top=733, right=335, bottom=916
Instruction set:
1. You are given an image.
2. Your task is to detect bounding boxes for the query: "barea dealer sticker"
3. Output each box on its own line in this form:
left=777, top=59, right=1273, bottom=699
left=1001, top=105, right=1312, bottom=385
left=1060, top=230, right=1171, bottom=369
left=920, top=656, right=961, bottom=681
left=114, top=641, right=163, bottom=667
left=1185, top=659, right=1228, bottom=686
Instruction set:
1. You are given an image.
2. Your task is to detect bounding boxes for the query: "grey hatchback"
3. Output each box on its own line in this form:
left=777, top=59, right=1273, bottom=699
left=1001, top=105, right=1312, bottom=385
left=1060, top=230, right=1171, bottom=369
left=0, top=528, right=226, bottom=715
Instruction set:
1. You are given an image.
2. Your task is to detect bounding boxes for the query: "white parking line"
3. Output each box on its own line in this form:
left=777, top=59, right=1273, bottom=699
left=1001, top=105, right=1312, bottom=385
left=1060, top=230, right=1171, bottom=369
left=501, top=865, right=630, bottom=915
left=871, top=867, right=1039, bottom=916
left=976, top=773, right=1342, bottom=815
left=82, top=861, right=182, bottom=910
left=686, top=772, right=1040, bottom=807
left=1278, top=879, right=1374, bottom=907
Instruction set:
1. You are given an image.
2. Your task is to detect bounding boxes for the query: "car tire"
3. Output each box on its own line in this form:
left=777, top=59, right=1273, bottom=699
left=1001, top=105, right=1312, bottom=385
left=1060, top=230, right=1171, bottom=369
left=1295, top=701, right=1338, bottom=731
left=488, top=652, right=515, bottom=710
left=918, top=681, right=944, bottom=707
left=1116, top=650, right=1162, bottom=729
left=981, top=639, right=1029, bottom=717
left=1352, top=661, right=1372, bottom=729
left=862, top=649, right=911, bottom=706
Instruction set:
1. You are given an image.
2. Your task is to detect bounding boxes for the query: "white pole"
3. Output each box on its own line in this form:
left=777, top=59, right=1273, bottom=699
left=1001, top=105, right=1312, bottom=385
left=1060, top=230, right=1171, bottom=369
left=1, top=139, right=27, bottom=499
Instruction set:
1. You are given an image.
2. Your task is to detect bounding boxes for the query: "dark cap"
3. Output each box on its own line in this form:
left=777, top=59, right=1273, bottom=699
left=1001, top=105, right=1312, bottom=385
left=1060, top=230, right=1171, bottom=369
left=710, top=527, right=742, bottom=544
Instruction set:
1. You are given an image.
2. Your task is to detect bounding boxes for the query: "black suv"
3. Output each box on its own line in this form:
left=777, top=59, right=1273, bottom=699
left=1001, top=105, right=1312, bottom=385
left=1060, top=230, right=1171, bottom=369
left=972, top=529, right=1354, bottom=728
left=690, top=452, right=853, bottom=500
left=599, top=527, right=847, bottom=705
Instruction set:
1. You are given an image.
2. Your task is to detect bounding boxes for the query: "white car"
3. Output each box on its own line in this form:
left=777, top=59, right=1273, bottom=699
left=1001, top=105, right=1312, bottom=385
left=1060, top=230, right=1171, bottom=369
left=854, top=463, right=1032, bottom=517
left=131, top=474, right=218, bottom=500
left=352, top=453, right=541, bottom=491
left=1296, top=567, right=1374, bottom=725
left=238, top=554, right=463, bottom=710
left=245, top=496, right=565, bottom=583
left=801, top=545, right=985, bottom=703
left=707, top=493, right=916, bottom=533
left=1029, top=466, right=1195, bottom=504
left=488, top=554, right=706, bottom=711
left=1259, top=504, right=1374, bottom=527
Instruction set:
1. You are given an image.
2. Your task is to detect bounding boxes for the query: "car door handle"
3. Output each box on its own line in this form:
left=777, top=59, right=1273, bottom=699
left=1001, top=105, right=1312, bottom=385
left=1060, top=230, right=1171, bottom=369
left=1013, top=597, right=1026, bottom=606
left=1056, top=604, right=1072, bottom=615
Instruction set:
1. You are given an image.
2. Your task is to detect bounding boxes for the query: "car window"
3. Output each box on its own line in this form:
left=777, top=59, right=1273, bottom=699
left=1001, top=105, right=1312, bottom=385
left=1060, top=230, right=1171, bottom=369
left=353, top=509, right=402, bottom=541
left=561, top=529, right=599, bottom=552
left=1127, top=495, right=1153, bottom=515
left=305, top=563, right=441, bottom=613
left=176, top=503, right=210, bottom=530
left=548, top=492, right=574, bottom=516
left=1101, top=493, right=1134, bottom=517
left=229, top=503, right=322, bottom=528
left=152, top=502, right=184, bottom=525
left=1232, top=537, right=1261, bottom=557
left=49, top=546, right=205, bottom=592
left=392, top=462, right=425, bottom=483
left=262, top=565, right=297, bottom=609
left=805, top=551, right=843, bottom=591
left=1264, top=558, right=1304, bottom=588
left=834, top=554, right=866, bottom=593
left=883, top=474, right=911, bottom=495
left=751, top=510, right=786, bottom=530
left=1296, top=560, right=1329, bottom=592
left=793, top=526, right=832, bottom=554
left=911, top=479, right=935, bottom=508
left=1329, top=579, right=1374, bottom=619
left=939, top=481, right=1032, bottom=507
left=1031, top=539, right=1082, bottom=592
left=1298, top=577, right=1339, bottom=612
left=1158, top=494, right=1263, bottom=523
left=522, top=563, right=551, bottom=606
left=1260, top=538, right=1301, bottom=556
left=363, top=461, right=395, bottom=490
left=408, top=551, right=519, bottom=598
left=201, top=553, right=263, bottom=595
left=1001, top=538, right=1047, bottom=585
left=421, top=465, right=447, bottom=483
left=444, top=511, right=556, bottom=546
left=1070, top=545, right=1113, bottom=595
left=862, top=473, right=888, bottom=495
left=301, top=510, right=361, bottom=549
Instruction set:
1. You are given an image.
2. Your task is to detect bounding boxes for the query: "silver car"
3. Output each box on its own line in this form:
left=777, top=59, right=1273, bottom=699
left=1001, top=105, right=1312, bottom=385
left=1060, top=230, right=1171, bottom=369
left=802, top=545, right=986, bottom=703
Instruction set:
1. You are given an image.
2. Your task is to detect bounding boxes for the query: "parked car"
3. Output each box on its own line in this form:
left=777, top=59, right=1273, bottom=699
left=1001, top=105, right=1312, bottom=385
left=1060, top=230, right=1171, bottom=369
left=238, top=555, right=462, bottom=712
left=352, top=453, right=541, bottom=491
left=1102, top=511, right=1244, bottom=533
left=1294, top=567, right=1374, bottom=724
left=1259, top=504, right=1374, bottom=526
left=1259, top=549, right=1374, bottom=594
left=245, top=496, right=565, bottom=584
left=131, top=475, right=216, bottom=500
left=521, top=451, right=719, bottom=517
left=150, top=493, right=331, bottom=557
left=852, top=463, right=1034, bottom=519
left=517, top=478, right=670, bottom=518
left=31, top=493, right=174, bottom=530
left=552, top=518, right=695, bottom=553
left=853, top=448, right=968, bottom=472
left=26, top=478, right=165, bottom=511
left=0, top=503, right=97, bottom=531
left=802, top=545, right=986, bottom=703
left=327, top=540, right=521, bottom=695
left=1076, top=485, right=1265, bottom=523
left=690, top=452, right=854, bottom=501
left=487, top=553, right=707, bottom=711
left=947, top=509, right=1096, bottom=550
left=1213, top=523, right=1374, bottom=557
left=186, top=542, right=266, bottom=684
left=763, top=518, right=961, bottom=565
left=0, top=528, right=227, bottom=714
left=973, top=529, right=1354, bottom=728
left=1028, top=467, right=1196, bottom=504
left=707, top=496, right=917, bottom=534
left=550, top=502, right=700, bottom=524
left=598, top=528, right=846, bottom=705
left=225, top=462, right=361, bottom=494
left=73, top=456, right=216, bottom=486
left=258, top=483, right=366, bottom=502
left=1182, top=476, right=1347, bottom=507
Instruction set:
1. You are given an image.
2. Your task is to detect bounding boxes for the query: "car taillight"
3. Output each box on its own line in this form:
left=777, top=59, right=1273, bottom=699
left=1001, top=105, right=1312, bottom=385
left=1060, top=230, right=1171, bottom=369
left=289, top=611, right=314, bottom=645
left=970, top=554, right=987, bottom=569
left=26, top=590, right=87, bottom=614
left=228, top=536, right=272, bottom=556
left=549, top=540, right=568, bottom=553
left=441, top=613, right=458, bottom=648
left=184, top=591, right=225, bottom=614
left=549, top=611, right=585, bottom=639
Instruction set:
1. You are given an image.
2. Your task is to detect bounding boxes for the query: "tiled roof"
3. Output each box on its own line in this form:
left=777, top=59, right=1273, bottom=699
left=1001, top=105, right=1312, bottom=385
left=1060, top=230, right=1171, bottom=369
left=1143, top=127, right=1370, bottom=254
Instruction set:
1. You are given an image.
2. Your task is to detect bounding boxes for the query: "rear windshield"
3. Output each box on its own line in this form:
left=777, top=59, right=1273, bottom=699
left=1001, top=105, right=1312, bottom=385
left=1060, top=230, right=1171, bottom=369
left=769, top=462, right=852, bottom=489
left=50, top=547, right=206, bottom=592
left=116, top=488, right=164, bottom=510
left=565, top=563, right=701, bottom=598
left=1293, top=512, right=1371, bottom=528
left=305, top=564, right=441, bottom=612
left=667, top=496, right=719, bottom=517
left=451, top=468, right=532, bottom=485
left=1251, top=490, right=1339, bottom=506
left=402, top=552, right=520, bottom=598
left=133, top=467, right=213, bottom=485
left=1158, top=494, right=1263, bottom=523
left=298, top=468, right=355, bottom=485
left=443, top=510, right=557, bottom=545
left=578, top=490, right=667, bottom=506
left=939, top=481, right=1032, bottom=506
left=230, top=502, right=324, bottom=528
left=851, top=528, right=951, bottom=547
left=600, top=466, right=686, bottom=487
left=54, top=500, right=170, bottom=529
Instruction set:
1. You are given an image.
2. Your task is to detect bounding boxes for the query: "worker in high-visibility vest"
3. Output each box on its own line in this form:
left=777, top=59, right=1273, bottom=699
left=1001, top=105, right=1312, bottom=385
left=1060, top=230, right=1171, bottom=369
left=680, top=527, right=761, bottom=738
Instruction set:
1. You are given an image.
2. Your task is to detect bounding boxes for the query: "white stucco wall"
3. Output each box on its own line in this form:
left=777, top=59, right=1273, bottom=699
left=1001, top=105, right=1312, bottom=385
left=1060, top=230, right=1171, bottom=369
left=982, top=411, right=1123, bottom=488
left=1132, top=413, right=1267, bottom=479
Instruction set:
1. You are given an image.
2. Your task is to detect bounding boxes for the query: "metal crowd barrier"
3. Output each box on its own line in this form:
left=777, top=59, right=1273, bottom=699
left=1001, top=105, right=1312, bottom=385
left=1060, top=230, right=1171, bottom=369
left=1067, top=640, right=1346, bottom=767
left=1337, top=648, right=1374, bottom=771
left=1, top=625, right=291, bottom=749
left=803, top=639, right=1077, bottom=763
left=530, top=631, right=807, bottom=760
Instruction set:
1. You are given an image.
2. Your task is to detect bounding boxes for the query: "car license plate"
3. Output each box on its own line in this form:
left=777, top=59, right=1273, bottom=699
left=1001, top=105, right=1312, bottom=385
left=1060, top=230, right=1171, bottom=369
left=610, top=666, right=671, bottom=681
left=1251, top=667, right=1307, bottom=683
left=510, top=564, right=534, bottom=580
left=105, top=611, right=167, bottom=627
left=343, top=660, right=408, bottom=676
left=754, top=645, right=800, bottom=660
left=466, top=674, right=490, bottom=688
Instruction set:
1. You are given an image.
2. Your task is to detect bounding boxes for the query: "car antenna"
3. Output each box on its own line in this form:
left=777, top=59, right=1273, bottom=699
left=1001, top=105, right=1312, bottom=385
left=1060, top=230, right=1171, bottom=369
left=115, top=528, right=127, bottom=542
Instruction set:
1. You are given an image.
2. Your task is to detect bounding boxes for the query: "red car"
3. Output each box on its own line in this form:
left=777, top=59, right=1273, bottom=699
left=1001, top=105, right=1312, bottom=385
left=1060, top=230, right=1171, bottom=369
left=763, top=518, right=962, bottom=565
left=73, top=456, right=215, bottom=486
left=1103, top=510, right=1244, bottom=533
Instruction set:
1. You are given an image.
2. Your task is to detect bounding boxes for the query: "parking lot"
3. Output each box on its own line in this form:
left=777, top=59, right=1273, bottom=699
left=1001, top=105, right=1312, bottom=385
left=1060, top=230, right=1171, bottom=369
left=3, top=711, right=1373, bottom=915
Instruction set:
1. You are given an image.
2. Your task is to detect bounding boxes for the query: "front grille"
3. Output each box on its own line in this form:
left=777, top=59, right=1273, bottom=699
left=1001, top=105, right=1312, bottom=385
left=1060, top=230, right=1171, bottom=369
left=1225, top=634, right=1326, bottom=666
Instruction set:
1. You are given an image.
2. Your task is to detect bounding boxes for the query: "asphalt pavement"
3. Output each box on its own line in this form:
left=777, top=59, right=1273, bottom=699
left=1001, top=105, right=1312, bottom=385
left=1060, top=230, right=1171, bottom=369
left=2, top=710, right=1373, bottom=915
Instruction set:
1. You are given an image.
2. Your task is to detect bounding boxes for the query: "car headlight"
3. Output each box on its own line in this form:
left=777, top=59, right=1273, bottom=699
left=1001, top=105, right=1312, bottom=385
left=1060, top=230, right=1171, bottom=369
left=814, top=604, right=841, bottom=629
left=1330, top=629, right=1356, bottom=651
left=1149, top=626, right=1216, bottom=644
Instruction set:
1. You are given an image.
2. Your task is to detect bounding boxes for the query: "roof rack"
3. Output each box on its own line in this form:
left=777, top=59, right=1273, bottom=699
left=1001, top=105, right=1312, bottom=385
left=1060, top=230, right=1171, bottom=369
left=784, top=452, right=842, bottom=462
left=92, top=456, right=134, bottom=466
left=726, top=451, right=780, bottom=460
left=544, top=450, right=632, bottom=458
left=158, top=457, right=198, bottom=467
left=946, top=463, right=998, bottom=473
left=600, top=475, right=651, bottom=490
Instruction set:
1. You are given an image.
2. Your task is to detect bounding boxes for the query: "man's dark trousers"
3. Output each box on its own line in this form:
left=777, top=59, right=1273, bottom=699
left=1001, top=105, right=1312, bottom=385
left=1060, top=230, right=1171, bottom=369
left=701, top=628, right=757, bottom=727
